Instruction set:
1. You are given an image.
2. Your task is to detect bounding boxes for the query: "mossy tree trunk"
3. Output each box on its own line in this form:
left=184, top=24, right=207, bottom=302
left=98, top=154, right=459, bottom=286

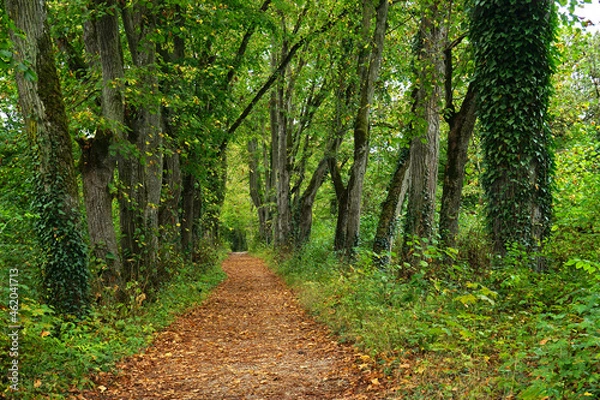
left=333, top=0, right=389, bottom=256
left=80, top=0, right=125, bottom=297
left=373, top=147, right=410, bottom=265
left=6, top=0, right=90, bottom=315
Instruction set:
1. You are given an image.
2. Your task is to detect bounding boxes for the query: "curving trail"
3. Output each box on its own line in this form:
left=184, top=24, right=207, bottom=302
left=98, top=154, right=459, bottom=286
left=85, top=253, right=391, bottom=399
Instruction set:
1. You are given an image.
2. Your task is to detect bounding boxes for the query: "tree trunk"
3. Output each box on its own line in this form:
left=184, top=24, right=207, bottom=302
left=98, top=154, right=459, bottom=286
left=373, top=147, right=410, bottom=265
left=439, top=82, right=477, bottom=248
left=294, top=157, right=329, bottom=246
left=248, top=137, right=272, bottom=243
left=269, top=36, right=293, bottom=249
left=181, top=172, right=196, bottom=259
left=403, top=4, right=447, bottom=254
left=342, top=0, right=389, bottom=255
left=472, top=0, right=555, bottom=263
left=6, top=0, right=90, bottom=315
left=202, top=146, right=227, bottom=245
left=158, top=113, right=182, bottom=254
left=119, top=2, right=163, bottom=285
left=80, top=0, right=125, bottom=297
left=157, top=5, right=185, bottom=259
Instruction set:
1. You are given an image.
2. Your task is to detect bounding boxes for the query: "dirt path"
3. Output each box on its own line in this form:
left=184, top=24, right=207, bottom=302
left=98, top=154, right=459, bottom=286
left=85, top=253, right=391, bottom=399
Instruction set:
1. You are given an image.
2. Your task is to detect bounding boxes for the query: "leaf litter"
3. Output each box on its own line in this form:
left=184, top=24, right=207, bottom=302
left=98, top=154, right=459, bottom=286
left=83, top=253, right=393, bottom=399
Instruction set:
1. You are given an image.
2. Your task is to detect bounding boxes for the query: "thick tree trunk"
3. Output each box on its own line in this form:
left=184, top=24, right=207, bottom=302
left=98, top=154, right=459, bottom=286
left=439, top=82, right=477, bottom=248
left=403, top=5, right=447, bottom=255
left=157, top=6, right=184, bottom=259
left=472, top=1, right=555, bottom=262
left=6, top=0, right=90, bottom=315
left=373, top=147, right=410, bottom=265
left=80, top=0, right=125, bottom=296
left=268, top=38, right=294, bottom=249
left=80, top=132, right=120, bottom=290
left=331, top=156, right=349, bottom=251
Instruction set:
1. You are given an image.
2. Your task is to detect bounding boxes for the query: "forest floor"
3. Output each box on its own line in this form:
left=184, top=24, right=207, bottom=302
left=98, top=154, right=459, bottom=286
left=82, top=253, right=393, bottom=399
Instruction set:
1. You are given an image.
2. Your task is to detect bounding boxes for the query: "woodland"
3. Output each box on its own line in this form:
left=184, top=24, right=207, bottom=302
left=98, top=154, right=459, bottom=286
left=0, top=0, right=599, bottom=398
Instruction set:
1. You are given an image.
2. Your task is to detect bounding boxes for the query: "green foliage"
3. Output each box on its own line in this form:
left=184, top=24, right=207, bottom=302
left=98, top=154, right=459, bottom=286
left=0, top=260, right=225, bottom=398
left=32, top=173, right=90, bottom=317
left=471, top=0, right=557, bottom=254
left=265, top=207, right=600, bottom=398
left=519, top=289, right=600, bottom=399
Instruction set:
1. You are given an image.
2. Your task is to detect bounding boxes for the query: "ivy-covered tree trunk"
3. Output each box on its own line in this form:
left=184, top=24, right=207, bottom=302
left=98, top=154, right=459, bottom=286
left=471, top=0, right=556, bottom=260
left=6, top=0, right=89, bottom=315
left=119, top=1, right=163, bottom=284
left=403, top=3, right=447, bottom=253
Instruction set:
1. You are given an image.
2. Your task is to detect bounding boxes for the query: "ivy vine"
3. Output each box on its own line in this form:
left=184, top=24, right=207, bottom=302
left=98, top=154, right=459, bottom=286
left=470, top=0, right=557, bottom=256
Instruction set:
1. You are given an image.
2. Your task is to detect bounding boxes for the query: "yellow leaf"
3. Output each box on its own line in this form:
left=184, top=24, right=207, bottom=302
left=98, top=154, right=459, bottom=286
left=34, top=380, right=42, bottom=388
left=40, top=331, right=50, bottom=338
left=98, top=385, right=107, bottom=393
left=371, top=378, right=380, bottom=385
left=539, top=338, right=549, bottom=345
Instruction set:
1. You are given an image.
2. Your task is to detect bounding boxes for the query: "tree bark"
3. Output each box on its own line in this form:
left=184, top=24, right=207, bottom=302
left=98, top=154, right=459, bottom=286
left=119, top=1, right=163, bottom=285
left=248, top=137, right=272, bottom=243
left=373, top=147, right=410, bottom=265
left=80, top=0, right=125, bottom=296
left=202, top=146, right=228, bottom=245
left=439, top=81, right=477, bottom=248
left=156, top=5, right=185, bottom=259
left=181, top=172, right=196, bottom=259
left=472, top=1, right=555, bottom=263
left=158, top=117, right=182, bottom=259
left=403, top=4, right=447, bottom=255
left=340, top=0, right=389, bottom=255
left=6, top=0, right=90, bottom=315
left=294, top=157, right=329, bottom=246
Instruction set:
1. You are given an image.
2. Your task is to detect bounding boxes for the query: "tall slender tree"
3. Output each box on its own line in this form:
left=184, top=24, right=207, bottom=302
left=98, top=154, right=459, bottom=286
left=438, top=33, right=477, bottom=249
left=333, top=0, right=390, bottom=256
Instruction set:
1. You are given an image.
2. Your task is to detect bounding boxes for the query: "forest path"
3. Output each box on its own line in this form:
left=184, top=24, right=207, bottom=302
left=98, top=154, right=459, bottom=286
left=85, top=253, right=391, bottom=399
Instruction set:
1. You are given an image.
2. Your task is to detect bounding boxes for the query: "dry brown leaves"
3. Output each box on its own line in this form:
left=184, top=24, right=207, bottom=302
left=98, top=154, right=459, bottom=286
left=82, top=253, right=393, bottom=400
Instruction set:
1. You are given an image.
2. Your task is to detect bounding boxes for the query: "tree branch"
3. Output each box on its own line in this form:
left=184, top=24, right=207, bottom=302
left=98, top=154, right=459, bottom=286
left=227, top=9, right=348, bottom=136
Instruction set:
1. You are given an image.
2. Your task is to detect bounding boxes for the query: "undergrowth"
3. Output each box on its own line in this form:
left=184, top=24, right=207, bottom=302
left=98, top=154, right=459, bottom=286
left=262, top=230, right=599, bottom=399
left=0, top=253, right=226, bottom=399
